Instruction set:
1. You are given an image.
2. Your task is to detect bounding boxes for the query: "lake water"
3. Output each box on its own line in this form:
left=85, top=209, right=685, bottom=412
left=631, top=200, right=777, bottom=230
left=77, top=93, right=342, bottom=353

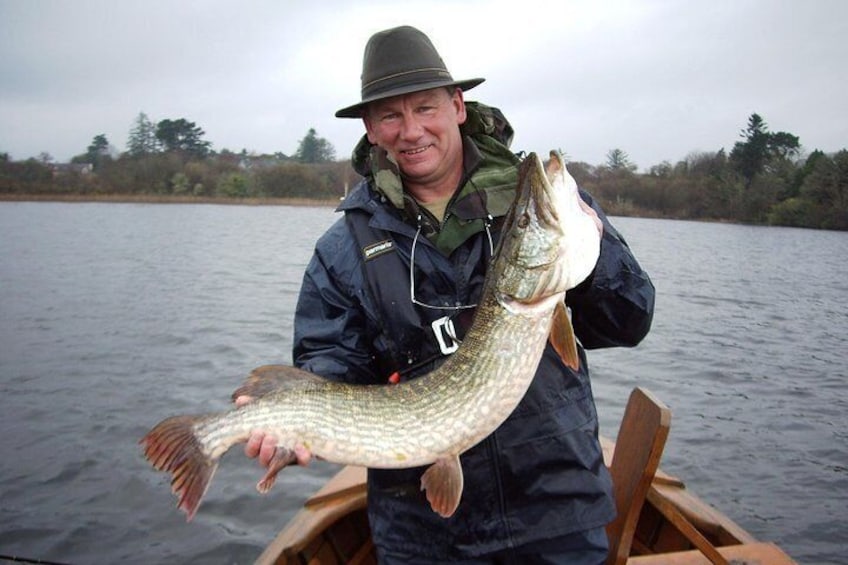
left=1, top=202, right=846, bottom=564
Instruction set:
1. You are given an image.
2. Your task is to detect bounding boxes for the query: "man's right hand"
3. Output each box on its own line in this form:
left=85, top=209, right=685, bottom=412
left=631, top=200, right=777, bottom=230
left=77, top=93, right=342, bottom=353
left=235, top=394, right=313, bottom=471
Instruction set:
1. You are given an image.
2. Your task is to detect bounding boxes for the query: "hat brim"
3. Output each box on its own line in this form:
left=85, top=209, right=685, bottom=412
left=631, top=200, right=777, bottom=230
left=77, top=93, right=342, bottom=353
left=335, top=77, right=485, bottom=118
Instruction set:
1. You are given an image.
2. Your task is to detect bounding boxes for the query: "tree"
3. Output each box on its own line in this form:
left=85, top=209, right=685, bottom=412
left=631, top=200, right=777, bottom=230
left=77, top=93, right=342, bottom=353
left=800, top=150, right=848, bottom=229
left=89, top=134, right=110, bottom=161
left=216, top=172, right=251, bottom=197
left=730, top=113, right=800, bottom=187
left=606, top=148, right=636, bottom=172
left=89, top=134, right=109, bottom=154
left=155, top=118, right=211, bottom=158
left=127, top=112, right=159, bottom=156
left=0, top=156, right=53, bottom=193
left=69, top=134, right=113, bottom=171
left=769, top=131, right=801, bottom=162
left=295, top=128, right=336, bottom=163
left=730, top=113, right=769, bottom=185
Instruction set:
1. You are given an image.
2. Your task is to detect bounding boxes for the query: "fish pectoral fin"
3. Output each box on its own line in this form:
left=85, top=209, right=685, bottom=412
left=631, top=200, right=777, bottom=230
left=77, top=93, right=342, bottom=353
left=550, top=302, right=580, bottom=371
left=231, top=364, right=325, bottom=403
left=420, top=455, right=464, bottom=518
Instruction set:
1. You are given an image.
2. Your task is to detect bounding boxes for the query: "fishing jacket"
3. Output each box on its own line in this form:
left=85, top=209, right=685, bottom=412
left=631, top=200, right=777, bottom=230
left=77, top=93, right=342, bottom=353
left=291, top=102, right=655, bottom=559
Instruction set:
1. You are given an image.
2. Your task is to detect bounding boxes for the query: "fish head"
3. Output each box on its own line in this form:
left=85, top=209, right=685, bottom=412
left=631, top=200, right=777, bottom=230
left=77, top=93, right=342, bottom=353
left=495, top=151, right=600, bottom=305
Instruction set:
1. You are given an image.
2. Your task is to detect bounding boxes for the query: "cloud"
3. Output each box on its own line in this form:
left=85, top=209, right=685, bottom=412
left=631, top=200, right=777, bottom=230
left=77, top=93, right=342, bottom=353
left=1, top=0, right=846, bottom=169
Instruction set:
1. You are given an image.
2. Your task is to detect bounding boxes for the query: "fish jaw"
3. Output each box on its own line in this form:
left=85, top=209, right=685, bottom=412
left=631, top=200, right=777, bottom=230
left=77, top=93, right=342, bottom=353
left=496, top=151, right=599, bottom=304
left=545, top=151, right=601, bottom=290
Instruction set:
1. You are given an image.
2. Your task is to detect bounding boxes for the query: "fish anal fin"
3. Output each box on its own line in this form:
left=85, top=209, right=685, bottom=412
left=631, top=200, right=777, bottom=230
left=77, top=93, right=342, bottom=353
left=550, top=302, right=580, bottom=371
left=420, top=455, right=464, bottom=518
left=256, top=447, right=298, bottom=493
left=231, top=364, right=325, bottom=403
left=139, top=414, right=218, bottom=521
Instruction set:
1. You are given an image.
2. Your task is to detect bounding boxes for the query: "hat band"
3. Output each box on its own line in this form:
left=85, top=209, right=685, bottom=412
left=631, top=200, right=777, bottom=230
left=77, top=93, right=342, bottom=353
left=363, top=67, right=452, bottom=93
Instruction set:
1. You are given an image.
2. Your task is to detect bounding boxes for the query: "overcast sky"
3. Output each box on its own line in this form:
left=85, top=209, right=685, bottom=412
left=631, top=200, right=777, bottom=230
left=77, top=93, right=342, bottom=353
left=1, top=0, right=846, bottom=170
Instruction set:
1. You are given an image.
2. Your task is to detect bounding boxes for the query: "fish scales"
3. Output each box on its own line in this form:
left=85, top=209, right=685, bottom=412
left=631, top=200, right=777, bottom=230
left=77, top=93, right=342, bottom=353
left=141, top=151, right=601, bottom=520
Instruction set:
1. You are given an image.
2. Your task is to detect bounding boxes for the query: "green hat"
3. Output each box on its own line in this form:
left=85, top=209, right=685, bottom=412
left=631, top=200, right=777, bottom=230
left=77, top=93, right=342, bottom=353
left=335, top=25, right=484, bottom=118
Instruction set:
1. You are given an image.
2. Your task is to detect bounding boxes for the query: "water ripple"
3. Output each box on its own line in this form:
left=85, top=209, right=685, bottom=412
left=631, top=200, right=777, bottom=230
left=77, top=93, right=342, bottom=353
left=1, top=206, right=846, bottom=564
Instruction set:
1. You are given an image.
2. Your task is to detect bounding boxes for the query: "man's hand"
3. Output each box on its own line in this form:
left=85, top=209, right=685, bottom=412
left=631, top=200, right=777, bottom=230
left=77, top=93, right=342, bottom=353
left=578, top=195, right=604, bottom=238
left=235, top=394, right=313, bottom=469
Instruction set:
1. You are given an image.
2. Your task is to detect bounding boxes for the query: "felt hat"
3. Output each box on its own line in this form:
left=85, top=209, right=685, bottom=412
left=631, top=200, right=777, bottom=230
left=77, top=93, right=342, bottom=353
left=335, top=25, right=484, bottom=118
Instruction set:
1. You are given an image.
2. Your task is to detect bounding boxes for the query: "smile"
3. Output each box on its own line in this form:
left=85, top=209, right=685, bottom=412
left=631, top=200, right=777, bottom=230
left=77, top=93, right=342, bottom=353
left=401, top=145, right=432, bottom=156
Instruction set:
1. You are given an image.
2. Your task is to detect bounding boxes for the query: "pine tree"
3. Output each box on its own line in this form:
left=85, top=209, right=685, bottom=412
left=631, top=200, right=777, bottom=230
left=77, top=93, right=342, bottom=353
left=127, top=112, right=159, bottom=156
left=295, top=128, right=336, bottom=163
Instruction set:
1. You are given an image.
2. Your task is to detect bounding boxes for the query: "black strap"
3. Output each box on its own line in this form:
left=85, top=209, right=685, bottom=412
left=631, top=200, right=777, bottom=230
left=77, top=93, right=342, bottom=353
left=345, top=209, right=447, bottom=381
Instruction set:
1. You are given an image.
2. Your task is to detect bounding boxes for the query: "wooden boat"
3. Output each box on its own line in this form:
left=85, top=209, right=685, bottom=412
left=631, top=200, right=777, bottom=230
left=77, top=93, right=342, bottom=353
left=254, top=388, right=796, bottom=564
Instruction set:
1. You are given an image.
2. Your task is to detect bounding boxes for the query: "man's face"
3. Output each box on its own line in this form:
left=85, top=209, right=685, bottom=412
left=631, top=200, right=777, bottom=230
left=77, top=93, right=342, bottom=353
left=364, top=87, right=467, bottom=190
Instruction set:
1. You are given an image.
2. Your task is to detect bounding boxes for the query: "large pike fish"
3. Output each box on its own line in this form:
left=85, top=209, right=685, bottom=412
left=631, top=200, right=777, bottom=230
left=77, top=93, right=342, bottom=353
left=140, top=151, right=601, bottom=520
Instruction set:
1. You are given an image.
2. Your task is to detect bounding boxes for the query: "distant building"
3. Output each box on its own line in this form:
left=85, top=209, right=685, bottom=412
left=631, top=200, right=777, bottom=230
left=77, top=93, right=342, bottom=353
left=51, top=163, right=94, bottom=176
left=238, top=155, right=288, bottom=171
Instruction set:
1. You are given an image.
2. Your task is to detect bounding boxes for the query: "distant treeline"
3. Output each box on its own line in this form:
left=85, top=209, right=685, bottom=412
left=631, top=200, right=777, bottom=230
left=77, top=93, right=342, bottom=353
left=1, top=114, right=352, bottom=202
left=0, top=150, right=354, bottom=202
left=1, top=112, right=845, bottom=230
left=569, top=146, right=847, bottom=230
left=566, top=114, right=847, bottom=230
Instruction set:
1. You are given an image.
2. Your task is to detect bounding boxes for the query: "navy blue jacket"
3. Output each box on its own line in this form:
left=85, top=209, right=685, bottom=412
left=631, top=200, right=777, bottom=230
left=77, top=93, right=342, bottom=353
left=292, top=152, right=655, bottom=559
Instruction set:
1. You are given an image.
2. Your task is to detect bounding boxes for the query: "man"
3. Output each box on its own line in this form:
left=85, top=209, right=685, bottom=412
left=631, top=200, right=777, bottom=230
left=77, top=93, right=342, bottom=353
left=242, top=25, right=655, bottom=563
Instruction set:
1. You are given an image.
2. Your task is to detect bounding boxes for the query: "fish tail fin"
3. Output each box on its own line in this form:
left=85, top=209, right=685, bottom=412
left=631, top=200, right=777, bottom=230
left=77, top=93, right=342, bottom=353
left=140, top=415, right=218, bottom=521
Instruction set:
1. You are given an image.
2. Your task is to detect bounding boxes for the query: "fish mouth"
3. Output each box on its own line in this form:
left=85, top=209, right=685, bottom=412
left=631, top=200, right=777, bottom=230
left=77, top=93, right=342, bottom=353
left=494, top=152, right=568, bottom=303
left=505, top=152, right=566, bottom=235
left=501, top=292, right=563, bottom=314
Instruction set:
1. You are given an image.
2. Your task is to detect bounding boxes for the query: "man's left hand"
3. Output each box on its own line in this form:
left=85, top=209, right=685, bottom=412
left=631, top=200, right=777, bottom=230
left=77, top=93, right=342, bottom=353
left=579, top=196, right=604, bottom=237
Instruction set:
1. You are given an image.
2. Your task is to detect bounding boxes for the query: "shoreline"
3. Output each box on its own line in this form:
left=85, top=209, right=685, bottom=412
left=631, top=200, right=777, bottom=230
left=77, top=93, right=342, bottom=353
left=0, top=193, right=340, bottom=207
left=1, top=192, right=799, bottom=230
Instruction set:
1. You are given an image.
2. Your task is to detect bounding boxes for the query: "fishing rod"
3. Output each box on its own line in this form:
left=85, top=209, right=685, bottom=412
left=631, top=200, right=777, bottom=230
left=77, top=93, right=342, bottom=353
left=0, top=555, right=74, bottom=565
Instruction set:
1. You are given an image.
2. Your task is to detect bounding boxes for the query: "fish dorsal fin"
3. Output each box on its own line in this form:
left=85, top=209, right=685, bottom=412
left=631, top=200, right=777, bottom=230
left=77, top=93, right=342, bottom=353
left=420, top=455, right=464, bottom=518
left=550, top=302, right=580, bottom=371
left=231, top=364, right=325, bottom=403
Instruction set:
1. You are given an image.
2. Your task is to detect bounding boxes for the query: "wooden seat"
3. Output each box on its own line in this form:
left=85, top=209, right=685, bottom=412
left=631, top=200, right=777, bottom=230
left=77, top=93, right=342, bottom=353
left=607, top=387, right=672, bottom=565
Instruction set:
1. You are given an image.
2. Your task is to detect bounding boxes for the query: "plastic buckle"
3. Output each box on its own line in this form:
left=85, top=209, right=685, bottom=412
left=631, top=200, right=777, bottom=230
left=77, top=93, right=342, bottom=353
left=431, top=316, right=460, bottom=355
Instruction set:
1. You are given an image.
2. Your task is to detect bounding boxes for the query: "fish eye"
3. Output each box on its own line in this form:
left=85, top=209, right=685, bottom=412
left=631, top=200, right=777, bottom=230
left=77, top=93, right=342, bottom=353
left=517, top=213, right=530, bottom=229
